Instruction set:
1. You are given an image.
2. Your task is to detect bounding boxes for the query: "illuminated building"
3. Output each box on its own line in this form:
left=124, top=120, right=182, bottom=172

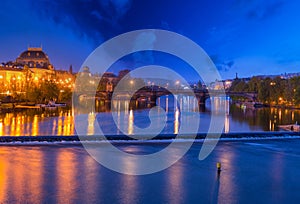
left=0, top=47, right=75, bottom=97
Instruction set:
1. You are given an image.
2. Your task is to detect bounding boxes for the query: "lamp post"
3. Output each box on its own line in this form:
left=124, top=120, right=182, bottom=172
left=130, top=80, right=134, bottom=91
left=175, top=80, right=180, bottom=93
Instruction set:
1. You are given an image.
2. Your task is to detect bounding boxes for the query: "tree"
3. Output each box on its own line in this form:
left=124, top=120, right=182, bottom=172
left=229, top=79, right=249, bottom=92
left=40, top=80, right=59, bottom=102
left=258, top=78, right=271, bottom=103
left=27, top=85, right=43, bottom=103
left=58, top=88, right=72, bottom=103
left=248, top=77, right=260, bottom=92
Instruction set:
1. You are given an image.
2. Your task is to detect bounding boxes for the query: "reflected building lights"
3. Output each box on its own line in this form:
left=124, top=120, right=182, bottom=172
left=52, top=119, right=57, bottom=135
left=279, top=109, right=282, bottom=122
left=0, top=154, right=7, bottom=201
left=174, top=109, right=179, bottom=134
left=166, top=96, right=169, bottom=113
left=128, top=109, right=134, bottom=135
left=32, top=115, right=39, bottom=136
left=57, top=115, right=63, bottom=136
left=117, top=101, right=121, bottom=135
left=125, top=101, right=129, bottom=115
left=0, top=120, right=3, bottom=136
left=87, top=112, right=95, bottom=135
left=224, top=99, right=230, bottom=133
left=224, top=115, right=230, bottom=133
left=15, top=115, right=22, bottom=136
left=56, top=149, right=77, bottom=204
left=0, top=109, right=75, bottom=136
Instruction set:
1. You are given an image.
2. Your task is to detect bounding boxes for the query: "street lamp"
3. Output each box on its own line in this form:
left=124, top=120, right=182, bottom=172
left=175, top=80, right=180, bottom=92
left=129, top=80, right=134, bottom=90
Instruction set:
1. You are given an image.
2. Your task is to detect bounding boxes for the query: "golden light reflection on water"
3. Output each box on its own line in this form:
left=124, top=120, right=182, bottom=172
left=128, top=110, right=134, bottom=135
left=0, top=146, right=101, bottom=203
left=0, top=147, right=45, bottom=203
left=174, top=109, right=179, bottom=134
left=32, top=115, right=39, bottom=136
left=56, top=149, right=77, bottom=204
left=0, top=153, right=7, bottom=202
left=2, top=97, right=300, bottom=136
left=87, top=112, right=95, bottom=135
left=0, top=109, right=75, bottom=136
left=0, top=120, right=3, bottom=136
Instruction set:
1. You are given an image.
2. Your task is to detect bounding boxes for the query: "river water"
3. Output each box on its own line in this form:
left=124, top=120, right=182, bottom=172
left=1, top=97, right=300, bottom=203
left=0, top=96, right=299, bottom=136
left=0, top=139, right=300, bottom=203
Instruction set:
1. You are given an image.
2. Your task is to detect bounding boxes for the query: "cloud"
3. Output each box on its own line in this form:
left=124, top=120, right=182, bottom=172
left=210, top=55, right=235, bottom=72
left=233, top=0, right=285, bottom=21
left=31, top=0, right=132, bottom=44
left=132, top=31, right=156, bottom=67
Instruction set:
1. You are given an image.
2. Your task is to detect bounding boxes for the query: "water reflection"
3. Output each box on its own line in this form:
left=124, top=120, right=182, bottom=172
left=174, top=109, right=179, bottom=134
left=224, top=99, right=230, bottom=133
left=128, top=110, right=134, bottom=135
left=1, top=97, right=300, bottom=136
left=215, top=148, right=238, bottom=203
left=56, top=149, right=77, bottom=204
left=0, top=147, right=45, bottom=203
left=87, top=112, right=95, bottom=135
left=0, top=108, right=74, bottom=136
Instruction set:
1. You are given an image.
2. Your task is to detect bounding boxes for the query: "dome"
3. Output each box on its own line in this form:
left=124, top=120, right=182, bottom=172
left=16, top=47, right=52, bottom=69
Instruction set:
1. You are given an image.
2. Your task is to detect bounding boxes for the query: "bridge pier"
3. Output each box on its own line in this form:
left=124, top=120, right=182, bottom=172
left=94, top=89, right=210, bottom=110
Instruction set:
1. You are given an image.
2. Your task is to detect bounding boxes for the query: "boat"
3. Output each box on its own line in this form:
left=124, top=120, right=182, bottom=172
left=37, top=101, right=67, bottom=108
left=278, top=122, right=300, bottom=132
left=253, top=102, right=266, bottom=108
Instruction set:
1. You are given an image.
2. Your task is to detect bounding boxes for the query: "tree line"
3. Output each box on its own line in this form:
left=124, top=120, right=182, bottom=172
left=229, top=76, right=300, bottom=106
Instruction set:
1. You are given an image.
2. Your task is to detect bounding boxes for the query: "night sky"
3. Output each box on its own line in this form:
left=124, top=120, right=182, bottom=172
left=1, top=0, right=300, bottom=81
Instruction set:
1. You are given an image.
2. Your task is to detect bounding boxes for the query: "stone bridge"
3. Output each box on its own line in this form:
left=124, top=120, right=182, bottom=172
left=82, top=88, right=258, bottom=108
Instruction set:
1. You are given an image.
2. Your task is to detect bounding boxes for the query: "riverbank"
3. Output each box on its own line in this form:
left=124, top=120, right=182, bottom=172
left=0, top=102, right=70, bottom=111
left=0, top=132, right=299, bottom=143
left=233, top=100, right=300, bottom=110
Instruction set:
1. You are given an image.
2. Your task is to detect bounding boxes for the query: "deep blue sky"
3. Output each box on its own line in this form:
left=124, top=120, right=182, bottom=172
left=1, top=0, right=300, bottom=80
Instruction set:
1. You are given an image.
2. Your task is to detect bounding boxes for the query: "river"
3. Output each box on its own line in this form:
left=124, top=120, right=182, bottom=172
left=0, top=96, right=299, bottom=136
left=0, top=139, right=300, bottom=203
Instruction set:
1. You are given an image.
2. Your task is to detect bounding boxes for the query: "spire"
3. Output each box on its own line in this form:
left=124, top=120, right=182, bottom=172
left=69, top=65, right=73, bottom=74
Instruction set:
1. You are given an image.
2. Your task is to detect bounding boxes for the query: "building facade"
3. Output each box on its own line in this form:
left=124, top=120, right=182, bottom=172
left=0, top=47, right=74, bottom=97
